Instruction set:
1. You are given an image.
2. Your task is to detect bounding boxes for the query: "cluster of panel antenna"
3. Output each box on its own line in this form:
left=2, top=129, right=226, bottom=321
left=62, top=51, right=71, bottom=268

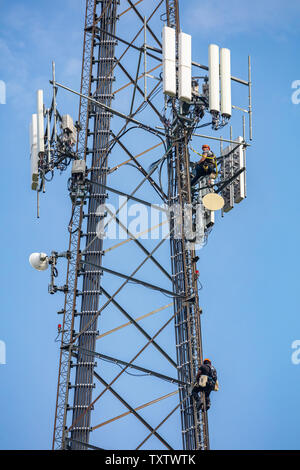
left=209, top=44, right=231, bottom=118
left=220, top=137, right=246, bottom=213
left=29, top=89, right=77, bottom=192
left=162, top=26, right=191, bottom=102
left=162, top=26, right=232, bottom=120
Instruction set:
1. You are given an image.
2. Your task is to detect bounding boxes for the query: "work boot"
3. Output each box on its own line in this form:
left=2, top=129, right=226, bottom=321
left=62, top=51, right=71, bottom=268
left=199, top=401, right=210, bottom=412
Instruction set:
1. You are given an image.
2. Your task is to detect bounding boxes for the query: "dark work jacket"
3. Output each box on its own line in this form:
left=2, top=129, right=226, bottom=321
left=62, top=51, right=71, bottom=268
left=196, top=363, right=217, bottom=382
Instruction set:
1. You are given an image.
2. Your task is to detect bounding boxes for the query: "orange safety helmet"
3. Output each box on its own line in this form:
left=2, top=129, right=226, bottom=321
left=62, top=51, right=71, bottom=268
left=202, top=144, right=210, bottom=151
left=203, top=358, right=211, bottom=364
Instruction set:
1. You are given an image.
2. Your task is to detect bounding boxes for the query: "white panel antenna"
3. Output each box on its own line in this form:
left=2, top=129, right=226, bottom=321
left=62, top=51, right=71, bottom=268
left=234, top=136, right=246, bottom=203
left=30, top=113, right=39, bottom=191
left=162, top=26, right=176, bottom=97
left=61, top=114, right=77, bottom=145
left=61, top=114, right=74, bottom=133
left=178, top=32, right=192, bottom=102
left=37, top=89, right=45, bottom=154
left=220, top=48, right=232, bottom=117
left=205, top=210, right=215, bottom=228
left=208, top=44, right=220, bottom=114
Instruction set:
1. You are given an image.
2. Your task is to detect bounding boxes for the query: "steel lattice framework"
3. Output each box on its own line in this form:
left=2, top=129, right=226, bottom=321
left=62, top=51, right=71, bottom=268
left=51, top=0, right=220, bottom=450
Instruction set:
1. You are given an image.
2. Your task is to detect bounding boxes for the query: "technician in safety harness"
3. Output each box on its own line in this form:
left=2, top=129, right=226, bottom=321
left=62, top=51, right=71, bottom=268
left=191, top=358, right=218, bottom=411
left=190, top=144, right=217, bottom=187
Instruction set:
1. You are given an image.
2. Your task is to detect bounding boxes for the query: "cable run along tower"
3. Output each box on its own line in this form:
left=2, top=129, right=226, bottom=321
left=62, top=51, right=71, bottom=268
left=29, top=0, right=252, bottom=451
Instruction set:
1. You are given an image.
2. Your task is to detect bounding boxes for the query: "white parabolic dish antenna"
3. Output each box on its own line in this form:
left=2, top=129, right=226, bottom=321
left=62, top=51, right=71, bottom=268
left=202, top=193, right=225, bottom=211
left=29, top=252, right=49, bottom=271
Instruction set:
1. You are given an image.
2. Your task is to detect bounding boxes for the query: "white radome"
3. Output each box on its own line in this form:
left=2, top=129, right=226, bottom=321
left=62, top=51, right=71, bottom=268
left=29, top=252, right=49, bottom=271
left=202, top=193, right=225, bottom=211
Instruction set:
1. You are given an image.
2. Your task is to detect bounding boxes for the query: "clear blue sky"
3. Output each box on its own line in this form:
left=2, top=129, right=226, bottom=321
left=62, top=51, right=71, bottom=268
left=0, top=0, right=300, bottom=450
